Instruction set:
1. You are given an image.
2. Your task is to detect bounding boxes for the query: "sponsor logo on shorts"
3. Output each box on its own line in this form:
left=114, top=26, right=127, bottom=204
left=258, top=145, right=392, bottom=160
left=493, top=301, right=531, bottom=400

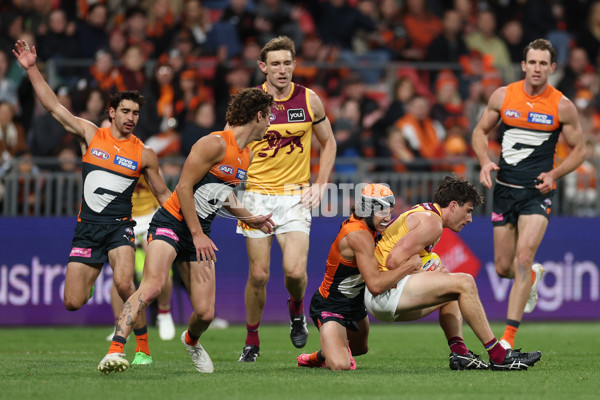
left=219, top=165, right=234, bottom=175
left=527, top=112, right=553, bottom=125
left=114, top=155, right=138, bottom=171
left=90, top=148, right=110, bottom=160
left=321, top=311, right=344, bottom=320
left=156, top=227, right=179, bottom=241
left=491, top=212, right=504, bottom=222
left=504, top=109, right=521, bottom=118
left=287, top=108, right=305, bottom=122
left=236, top=169, right=247, bottom=180
left=70, top=247, right=92, bottom=257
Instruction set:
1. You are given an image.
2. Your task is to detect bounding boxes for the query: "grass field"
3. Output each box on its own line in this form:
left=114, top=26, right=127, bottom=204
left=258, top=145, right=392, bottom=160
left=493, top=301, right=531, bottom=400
left=1, top=322, right=599, bottom=400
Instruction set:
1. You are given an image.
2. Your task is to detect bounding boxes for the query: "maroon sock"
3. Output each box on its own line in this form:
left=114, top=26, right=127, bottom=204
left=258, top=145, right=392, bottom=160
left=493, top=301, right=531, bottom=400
left=448, top=336, right=469, bottom=355
left=157, top=306, right=170, bottom=314
left=288, top=297, right=304, bottom=315
left=245, top=322, right=260, bottom=347
left=485, top=338, right=507, bottom=364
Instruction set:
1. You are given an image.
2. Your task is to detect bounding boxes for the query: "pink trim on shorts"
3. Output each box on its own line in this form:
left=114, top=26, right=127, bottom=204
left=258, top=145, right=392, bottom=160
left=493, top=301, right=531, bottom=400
left=156, top=228, right=179, bottom=242
left=321, top=311, right=344, bottom=320
left=492, top=212, right=504, bottom=222
left=70, top=247, right=92, bottom=257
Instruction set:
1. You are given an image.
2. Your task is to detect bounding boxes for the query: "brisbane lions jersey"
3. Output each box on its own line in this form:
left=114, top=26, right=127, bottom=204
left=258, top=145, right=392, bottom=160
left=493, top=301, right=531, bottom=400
left=162, top=130, right=251, bottom=235
left=79, top=127, right=144, bottom=223
left=498, top=81, right=563, bottom=187
left=375, top=202, right=442, bottom=271
left=245, top=83, right=314, bottom=194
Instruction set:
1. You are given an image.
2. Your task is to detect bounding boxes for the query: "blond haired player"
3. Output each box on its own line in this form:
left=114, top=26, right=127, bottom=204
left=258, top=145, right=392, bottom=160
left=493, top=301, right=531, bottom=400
left=236, top=36, right=336, bottom=362
left=297, top=184, right=422, bottom=370
left=472, top=39, right=584, bottom=349
left=364, top=176, right=542, bottom=370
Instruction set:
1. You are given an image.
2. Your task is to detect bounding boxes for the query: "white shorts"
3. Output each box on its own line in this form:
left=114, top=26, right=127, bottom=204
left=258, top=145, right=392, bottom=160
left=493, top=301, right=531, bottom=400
left=364, top=275, right=411, bottom=322
left=133, top=210, right=157, bottom=246
left=236, top=191, right=311, bottom=238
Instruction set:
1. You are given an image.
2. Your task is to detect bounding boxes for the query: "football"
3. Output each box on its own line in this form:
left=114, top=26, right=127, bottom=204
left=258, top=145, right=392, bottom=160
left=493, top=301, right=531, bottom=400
left=421, top=252, right=442, bottom=271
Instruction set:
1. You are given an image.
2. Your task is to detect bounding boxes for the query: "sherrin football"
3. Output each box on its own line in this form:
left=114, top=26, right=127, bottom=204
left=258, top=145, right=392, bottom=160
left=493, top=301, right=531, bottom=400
left=421, top=252, right=441, bottom=271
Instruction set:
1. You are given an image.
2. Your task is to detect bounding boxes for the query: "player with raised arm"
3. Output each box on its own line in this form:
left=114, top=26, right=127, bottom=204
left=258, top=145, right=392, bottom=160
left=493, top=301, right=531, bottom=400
left=364, top=176, right=542, bottom=370
left=237, top=36, right=336, bottom=362
left=98, top=88, right=275, bottom=374
left=297, top=184, right=422, bottom=370
left=13, top=40, right=171, bottom=366
left=472, top=39, right=585, bottom=349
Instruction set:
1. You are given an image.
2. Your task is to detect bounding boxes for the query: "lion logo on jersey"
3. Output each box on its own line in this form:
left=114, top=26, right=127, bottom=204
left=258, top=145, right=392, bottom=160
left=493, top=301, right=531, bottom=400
left=257, top=129, right=305, bottom=157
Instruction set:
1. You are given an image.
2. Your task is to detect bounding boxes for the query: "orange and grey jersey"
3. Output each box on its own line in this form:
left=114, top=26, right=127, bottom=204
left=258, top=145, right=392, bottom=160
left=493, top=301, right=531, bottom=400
left=162, top=130, right=250, bottom=235
left=245, top=82, right=315, bottom=194
left=375, top=202, right=442, bottom=271
left=78, top=127, right=144, bottom=223
left=498, top=81, right=563, bottom=187
left=318, top=216, right=375, bottom=308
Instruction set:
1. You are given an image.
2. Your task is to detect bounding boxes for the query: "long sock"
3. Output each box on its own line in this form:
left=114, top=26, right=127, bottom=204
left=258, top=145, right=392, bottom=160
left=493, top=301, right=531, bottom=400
left=501, top=319, right=520, bottom=348
left=246, top=322, right=260, bottom=347
left=448, top=336, right=469, bottom=355
left=289, top=297, right=304, bottom=315
left=158, top=305, right=171, bottom=314
left=484, top=338, right=507, bottom=364
left=134, top=327, right=150, bottom=355
left=308, top=350, right=324, bottom=363
left=185, top=330, right=199, bottom=346
left=108, top=335, right=126, bottom=354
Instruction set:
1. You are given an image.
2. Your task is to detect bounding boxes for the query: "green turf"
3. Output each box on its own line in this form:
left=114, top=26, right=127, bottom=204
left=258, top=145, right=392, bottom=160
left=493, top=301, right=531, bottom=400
left=1, top=322, right=599, bottom=400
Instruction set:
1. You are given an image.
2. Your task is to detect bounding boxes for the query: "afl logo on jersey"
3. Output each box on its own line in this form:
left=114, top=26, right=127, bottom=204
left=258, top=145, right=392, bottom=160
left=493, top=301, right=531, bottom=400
left=90, top=148, right=110, bottom=160
left=219, top=165, right=234, bottom=175
left=288, top=108, right=306, bottom=122
left=504, top=109, right=521, bottom=118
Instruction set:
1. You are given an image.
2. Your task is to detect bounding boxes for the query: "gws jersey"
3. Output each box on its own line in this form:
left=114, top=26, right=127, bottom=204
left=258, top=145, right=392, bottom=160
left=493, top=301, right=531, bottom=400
left=162, top=130, right=251, bottom=235
left=318, top=216, right=375, bottom=309
left=79, top=127, right=144, bottom=223
left=375, top=202, right=442, bottom=271
left=498, top=81, right=563, bottom=187
left=246, top=83, right=315, bottom=194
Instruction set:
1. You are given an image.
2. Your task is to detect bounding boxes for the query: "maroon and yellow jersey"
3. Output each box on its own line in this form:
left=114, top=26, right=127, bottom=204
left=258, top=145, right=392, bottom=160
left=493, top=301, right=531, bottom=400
left=245, top=82, right=315, bottom=194
left=498, top=81, right=563, bottom=187
left=78, top=127, right=144, bottom=223
left=317, top=216, right=375, bottom=308
left=162, top=130, right=250, bottom=234
left=132, top=175, right=160, bottom=217
left=375, top=202, right=442, bottom=271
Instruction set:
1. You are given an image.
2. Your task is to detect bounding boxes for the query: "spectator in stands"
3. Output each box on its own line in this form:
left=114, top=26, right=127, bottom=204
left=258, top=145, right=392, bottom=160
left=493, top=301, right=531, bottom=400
left=384, top=126, right=415, bottom=172
left=76, top=2, right=110, bottom=59
left=501, top=19, right=528, bottom=64
left=36, top=8, right=80, bottom=81
left=426, top=9, right=469, bottom=65
left=0, top=100, right=28, bottom=159
left=29, top=86, right=78, bottom=158
left=173, top=69, right=211, bottom=131
left=430, top=70, right=466, bottom=131
left=373, top=0, right=411, bottom=61
left=108, top=28, right=128, bottom=60
left=175, top=0, right=214, bottom=55
left=465, top=10, right=513, bottom=82
left=255, top=0, right=303, bottom=47
left=400, top=0, right=443, bottom=61
left=122, top=6, right=155, bottom=59
left=139, top=62, right=175, bottom=142
left=220, top=0, right=258, bottom=44
left=81, top=49, right=126, bottom=94
left=394, top=96, right=445, bottom=161
left=145, top=0, right=178, bottom=57
left=118, top=44, right=147, bottom=92
left=0, top=49, right=18, bottom=107
left=556, top=47, right=591, bottom=100
left=77, top=88, right=109, bottom=127
left=180, top=101, right=218, bottom=157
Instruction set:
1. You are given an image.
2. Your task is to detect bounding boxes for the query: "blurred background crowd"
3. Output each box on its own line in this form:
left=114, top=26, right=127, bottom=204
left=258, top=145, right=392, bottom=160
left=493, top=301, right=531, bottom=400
left=1, top=0, right=599, bottom=215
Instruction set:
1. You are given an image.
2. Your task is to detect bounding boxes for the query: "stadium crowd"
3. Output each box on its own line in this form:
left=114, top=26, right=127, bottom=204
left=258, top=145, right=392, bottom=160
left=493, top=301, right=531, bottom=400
left=0, top=0, right=598, bottom=212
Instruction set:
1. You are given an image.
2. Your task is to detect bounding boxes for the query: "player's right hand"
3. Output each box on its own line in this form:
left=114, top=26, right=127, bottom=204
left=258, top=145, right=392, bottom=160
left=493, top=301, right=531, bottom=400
left=12, top=40, right=37, bottom=69
left=479, top=161, right=499, bottom=189
left=192, top=232, right=218, bottom=266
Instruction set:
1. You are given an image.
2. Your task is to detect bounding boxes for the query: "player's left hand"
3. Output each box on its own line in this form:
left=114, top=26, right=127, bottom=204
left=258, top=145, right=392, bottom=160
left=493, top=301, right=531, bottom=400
left=301, top=184, right=324, bottom=209
left=12, top=40, right=37, bottom=69
left=535, top=172, right=554, bottom=194
left=244, top=213, right=275, bottom=234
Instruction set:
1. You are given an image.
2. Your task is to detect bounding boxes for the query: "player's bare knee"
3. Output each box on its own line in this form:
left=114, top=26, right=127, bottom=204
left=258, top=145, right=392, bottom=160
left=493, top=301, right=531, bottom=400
left=248, top=270, right=270, bottom=288
left=456, top=273, right=477, bottom=293
left=193, top=308, right=215, bottom=324
left=494, top=262, right=512, bottom=278
left=115, top=281, right=136, bottom=299
left=64, top=297, right=82, bottom=311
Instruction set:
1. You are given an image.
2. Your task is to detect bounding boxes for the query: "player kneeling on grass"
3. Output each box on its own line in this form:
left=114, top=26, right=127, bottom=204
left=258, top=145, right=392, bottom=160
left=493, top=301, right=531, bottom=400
left=364, top=176, right=542, bottom=371
left=98, top=88, right=275, bottom=374
left=298, top=184, right=422, bottom=370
